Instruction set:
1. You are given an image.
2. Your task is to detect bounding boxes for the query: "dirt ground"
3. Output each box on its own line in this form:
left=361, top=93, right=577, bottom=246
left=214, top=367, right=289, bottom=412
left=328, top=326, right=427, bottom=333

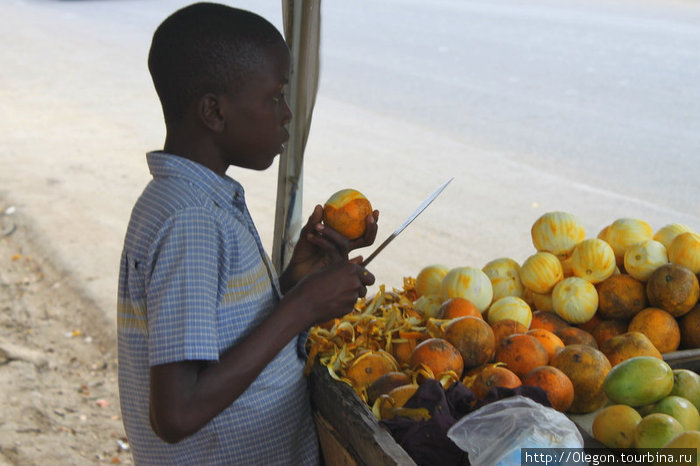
left=0, top=205, right=133, bottom=465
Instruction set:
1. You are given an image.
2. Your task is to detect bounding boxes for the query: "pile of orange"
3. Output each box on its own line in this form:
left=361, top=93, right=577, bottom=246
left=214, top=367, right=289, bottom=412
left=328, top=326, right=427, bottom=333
left=306, top=213, right=700, bottom=420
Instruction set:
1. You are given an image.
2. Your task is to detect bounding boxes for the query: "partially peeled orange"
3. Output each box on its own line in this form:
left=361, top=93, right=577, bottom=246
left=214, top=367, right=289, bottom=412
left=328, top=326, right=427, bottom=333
left=323, top=188, right=373, bottom=240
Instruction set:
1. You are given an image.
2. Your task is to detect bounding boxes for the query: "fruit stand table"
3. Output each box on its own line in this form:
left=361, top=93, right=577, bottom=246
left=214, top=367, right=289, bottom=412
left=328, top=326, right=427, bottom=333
left=309, top=349, right=700, bottom=465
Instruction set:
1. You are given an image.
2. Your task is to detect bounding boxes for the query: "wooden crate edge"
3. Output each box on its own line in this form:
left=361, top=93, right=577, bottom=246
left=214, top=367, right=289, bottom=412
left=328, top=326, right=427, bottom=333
left=309, top=361, right=417, bottom=466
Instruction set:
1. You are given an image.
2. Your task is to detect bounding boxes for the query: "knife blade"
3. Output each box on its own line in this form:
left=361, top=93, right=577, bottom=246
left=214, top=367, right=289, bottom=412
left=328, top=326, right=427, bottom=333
left=361, top=177, right=453, bottom=267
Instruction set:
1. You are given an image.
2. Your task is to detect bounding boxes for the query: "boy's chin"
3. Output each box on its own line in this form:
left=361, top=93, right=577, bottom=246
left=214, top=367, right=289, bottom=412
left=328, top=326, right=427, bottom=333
left=251, top=153, right=280, bottom=171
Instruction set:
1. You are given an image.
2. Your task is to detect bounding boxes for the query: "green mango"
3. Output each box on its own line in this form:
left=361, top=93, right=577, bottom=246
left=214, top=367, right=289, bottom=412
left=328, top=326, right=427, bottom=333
left=634, top=413, right=685, bottom=451
left=669, top=369, right=700, bottom=410
left=652, top=395, right=700, bottom=431
left=603, top=356, right=674, bottom=407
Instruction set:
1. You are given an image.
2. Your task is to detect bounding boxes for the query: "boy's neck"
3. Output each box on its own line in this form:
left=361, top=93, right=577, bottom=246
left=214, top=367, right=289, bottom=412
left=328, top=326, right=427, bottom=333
left=163, top=133, right=228, bottom=177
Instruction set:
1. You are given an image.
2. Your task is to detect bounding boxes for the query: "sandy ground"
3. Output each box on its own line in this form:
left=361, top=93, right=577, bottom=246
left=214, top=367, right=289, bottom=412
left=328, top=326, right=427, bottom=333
left=0, top=207, right=132, bottom=465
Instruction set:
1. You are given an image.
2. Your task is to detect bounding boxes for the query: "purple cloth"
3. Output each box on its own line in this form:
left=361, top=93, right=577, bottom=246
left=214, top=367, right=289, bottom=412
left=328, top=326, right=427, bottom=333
left=380, top=380, right=550, bottom=466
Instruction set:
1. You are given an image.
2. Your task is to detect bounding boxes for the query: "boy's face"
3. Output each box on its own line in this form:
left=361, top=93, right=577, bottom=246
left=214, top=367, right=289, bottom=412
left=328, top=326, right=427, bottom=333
left=219, top=42, right=292, bottom=171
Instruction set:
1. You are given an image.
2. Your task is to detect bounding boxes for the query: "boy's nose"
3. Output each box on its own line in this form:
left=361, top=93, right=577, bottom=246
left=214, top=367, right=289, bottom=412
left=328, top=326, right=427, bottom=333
left=281, top=98, right=292, bottom=126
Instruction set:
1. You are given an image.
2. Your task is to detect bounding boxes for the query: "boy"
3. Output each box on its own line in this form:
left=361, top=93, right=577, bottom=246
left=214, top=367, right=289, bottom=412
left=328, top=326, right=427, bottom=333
left=117, top=3, right=378, bottom=464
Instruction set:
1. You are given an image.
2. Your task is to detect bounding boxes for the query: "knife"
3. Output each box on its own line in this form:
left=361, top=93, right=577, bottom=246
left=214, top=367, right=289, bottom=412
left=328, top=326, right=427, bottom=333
left=361, top=177, right=454, bottom=267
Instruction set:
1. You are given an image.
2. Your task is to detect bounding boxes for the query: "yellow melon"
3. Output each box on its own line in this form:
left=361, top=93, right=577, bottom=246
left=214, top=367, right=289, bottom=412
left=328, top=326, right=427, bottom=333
left=598, top=218, right=653, bottom=266
left=415, top=264, right=450, bottom=298
left=624, top=240, right=669, bottom=282
left=487, top=296, right=533, bottom=329
left=551, top=276, right=599, bottom=324
left=441, top=267, right=494, bottom=313
left=520, top=252, right=564, bottom=294
left=654, top=223, right=694, bottom=249
left=531, top=211, right=586, bottom=257
left=668, top=232, right=700, bottom=274
left=482, top=258, right=524, bottom=302
left=571, top=238, right=616, bottom=284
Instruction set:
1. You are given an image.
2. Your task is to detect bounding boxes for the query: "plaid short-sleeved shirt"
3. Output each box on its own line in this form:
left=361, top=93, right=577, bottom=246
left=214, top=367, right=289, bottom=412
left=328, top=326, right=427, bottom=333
left=117, top=152, right=319, bottom=465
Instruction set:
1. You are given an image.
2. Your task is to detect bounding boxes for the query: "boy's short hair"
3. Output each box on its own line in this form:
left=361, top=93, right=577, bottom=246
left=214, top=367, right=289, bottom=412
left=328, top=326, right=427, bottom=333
left=148, top=2, right=285, bottom=125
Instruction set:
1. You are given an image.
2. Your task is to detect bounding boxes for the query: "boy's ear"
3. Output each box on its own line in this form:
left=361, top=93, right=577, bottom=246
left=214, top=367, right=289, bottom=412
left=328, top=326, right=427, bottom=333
left=198, top=93, right=225, bottom=132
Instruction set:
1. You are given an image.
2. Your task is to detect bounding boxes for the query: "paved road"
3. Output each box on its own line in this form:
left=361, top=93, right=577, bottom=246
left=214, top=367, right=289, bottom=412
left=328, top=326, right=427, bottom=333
left=1, top=0, right=698, bottom=321
left=318, top=0, right=700, bottom=218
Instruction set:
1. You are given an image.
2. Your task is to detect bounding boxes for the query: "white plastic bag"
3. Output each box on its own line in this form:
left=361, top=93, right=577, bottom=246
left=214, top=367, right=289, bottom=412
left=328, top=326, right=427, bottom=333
left=446, top=396, right=584, bottom=466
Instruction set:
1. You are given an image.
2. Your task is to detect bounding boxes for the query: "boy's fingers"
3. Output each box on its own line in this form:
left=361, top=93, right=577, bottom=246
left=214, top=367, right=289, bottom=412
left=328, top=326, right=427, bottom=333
left=305, top=233, right=344, bottom=260
left=303, top=205, right=324, bottom=231
left=357, top=284, right=368, bottom=298
left=316, top=225, right=350, bottom=254
left=358, top=268, right=375, bottom=286
left=348, top=212, right=379, bottom=249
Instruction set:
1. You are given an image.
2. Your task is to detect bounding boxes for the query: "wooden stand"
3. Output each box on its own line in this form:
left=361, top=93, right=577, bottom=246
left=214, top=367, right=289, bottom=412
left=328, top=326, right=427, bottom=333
left=308, top=362, right=416, bottom=466
left=309, top=350, right=700, bottom=464
left=664, top=348, right=700, bottom=372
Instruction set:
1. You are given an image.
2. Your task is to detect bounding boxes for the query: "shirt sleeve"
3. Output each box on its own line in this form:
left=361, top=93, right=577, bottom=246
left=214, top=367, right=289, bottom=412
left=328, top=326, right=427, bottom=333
left=145, top=208, right=227, bottom=366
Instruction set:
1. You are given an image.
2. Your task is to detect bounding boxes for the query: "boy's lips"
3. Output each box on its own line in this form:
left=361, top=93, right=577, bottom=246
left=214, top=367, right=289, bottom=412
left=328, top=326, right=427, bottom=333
left=279, top=128, right=290, bottom=152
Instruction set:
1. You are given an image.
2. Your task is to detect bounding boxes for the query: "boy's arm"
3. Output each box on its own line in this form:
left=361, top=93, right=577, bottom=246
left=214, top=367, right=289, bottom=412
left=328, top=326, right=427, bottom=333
left=149, top=260, right=374, bottom=443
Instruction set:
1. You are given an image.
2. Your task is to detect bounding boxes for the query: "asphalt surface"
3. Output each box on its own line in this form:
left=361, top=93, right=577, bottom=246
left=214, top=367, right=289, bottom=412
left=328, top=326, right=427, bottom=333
left=1, top=0, right=698, bottom=326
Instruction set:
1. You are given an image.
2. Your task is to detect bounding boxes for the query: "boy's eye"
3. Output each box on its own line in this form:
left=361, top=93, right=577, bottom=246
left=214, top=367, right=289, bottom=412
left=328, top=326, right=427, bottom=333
left=272, top=92, right=285, bottom=104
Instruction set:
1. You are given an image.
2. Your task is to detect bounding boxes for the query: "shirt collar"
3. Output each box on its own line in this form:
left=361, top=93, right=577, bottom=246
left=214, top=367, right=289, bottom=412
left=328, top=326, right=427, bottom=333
left=146, top=151, right=244, bottom=208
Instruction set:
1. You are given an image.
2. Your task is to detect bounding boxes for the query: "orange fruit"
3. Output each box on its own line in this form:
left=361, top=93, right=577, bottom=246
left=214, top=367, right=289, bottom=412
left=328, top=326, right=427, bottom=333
left=390, top=330, right=428, bottom=367
left=530, top=310, right=570, bottom=333
left=597, top=273, right=647, bottom=321
left=577, top=312, right=602, bottom=334
left=556, top=326, right=598, bottom=348
left=550, top=344, right=612, bottom=413
left=409, top=337, right=464, bottom=379
left=522, top=365, right=575, bottom=412
left=526, top=328, right=565, bottom=361
left=345, top=350, right=399, bottom=391
left=628, top=307, right=680, bottom=354
left=494, top=334, right=549, bottom=378
left=376, top=384, right=420, bottom=420
left=490, top=318, right=528, bottom=346
left=443, top=316, right=495, bottom=370
left=646, top=263, right=700, bottom=317
left=366, top=372, right=412, bottom=404
left=438, top=297, right=482, bottom=320
left=590, top=320, right=628, bottom=348
left=322, top=188, right=373, bottom=239
left=415, top=264, right=449, bottom=298
left=680, top=303, right=700, bottom=349
left=599, top=331, right=662, bottom=367
left=468, top=365, right=522, bottom=399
